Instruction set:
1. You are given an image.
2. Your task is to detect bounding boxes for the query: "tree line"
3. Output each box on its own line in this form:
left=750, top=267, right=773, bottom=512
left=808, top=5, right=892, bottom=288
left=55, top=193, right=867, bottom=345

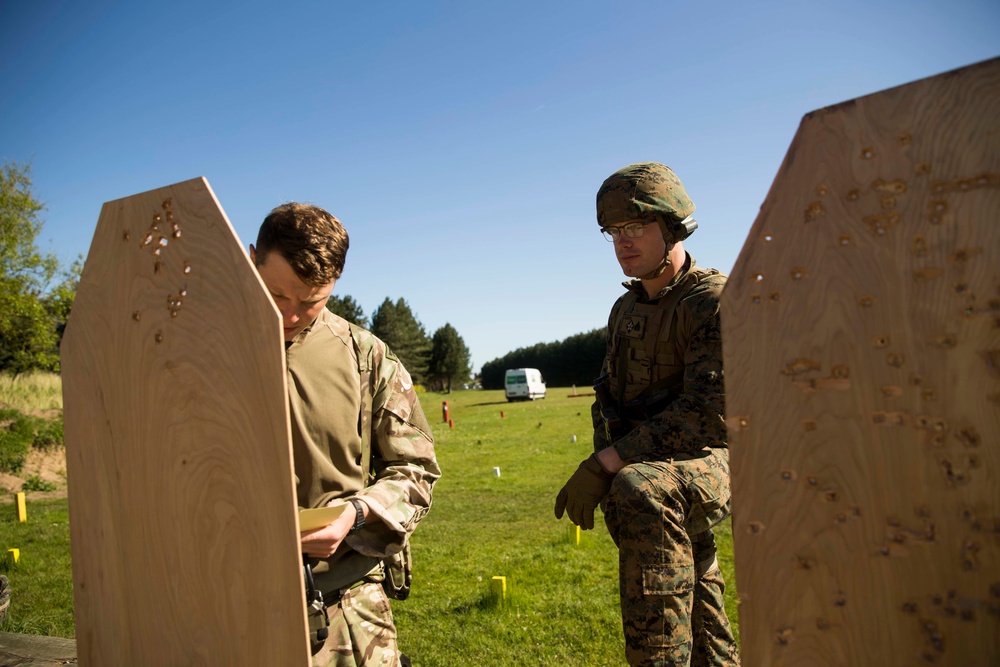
left=479, top=328, right=607, bottom=391
left=327, top=295, right=472, bottom=393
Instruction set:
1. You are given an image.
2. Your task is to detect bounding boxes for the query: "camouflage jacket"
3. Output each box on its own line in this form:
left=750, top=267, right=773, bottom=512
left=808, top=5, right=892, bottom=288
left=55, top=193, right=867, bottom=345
left=286, top=308, right=440, bottom=590
left=593, top=254, right=728, bottom=462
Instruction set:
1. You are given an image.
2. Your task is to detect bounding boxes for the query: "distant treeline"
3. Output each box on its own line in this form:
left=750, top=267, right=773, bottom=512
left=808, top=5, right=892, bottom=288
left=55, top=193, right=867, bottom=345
left=480, top=328, right=607, bottom=390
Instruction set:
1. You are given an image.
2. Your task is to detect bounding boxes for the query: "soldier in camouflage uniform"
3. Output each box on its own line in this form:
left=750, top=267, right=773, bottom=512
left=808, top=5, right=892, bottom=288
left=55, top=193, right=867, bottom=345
left=251, top=203, right=440, bottom=667
left=555, top=163, right=740, bottom=666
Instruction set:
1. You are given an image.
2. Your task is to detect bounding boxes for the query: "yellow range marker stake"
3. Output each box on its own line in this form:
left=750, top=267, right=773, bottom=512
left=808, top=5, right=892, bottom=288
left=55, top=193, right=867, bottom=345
left=16, top=492, right=26, bottom=522
left=7, top=549, right=19, bottom=565
left=491, top=576, right=507, bottom=603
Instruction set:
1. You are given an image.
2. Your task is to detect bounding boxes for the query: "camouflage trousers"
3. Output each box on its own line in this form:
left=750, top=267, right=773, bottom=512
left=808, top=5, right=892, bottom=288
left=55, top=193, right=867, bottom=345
left=312, top=582, right=401, bottom=667
left=603, top=448, right=740, bottom=667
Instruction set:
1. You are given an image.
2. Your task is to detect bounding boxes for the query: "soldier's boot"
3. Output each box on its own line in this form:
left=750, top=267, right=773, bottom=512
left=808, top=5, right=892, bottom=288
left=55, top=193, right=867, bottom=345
left=690, top=531, right=740, bottom=667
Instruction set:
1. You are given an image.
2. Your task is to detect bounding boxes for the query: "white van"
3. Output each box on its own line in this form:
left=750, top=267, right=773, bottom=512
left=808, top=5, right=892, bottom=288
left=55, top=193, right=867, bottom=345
left=505, top=368, right=546, bottom=401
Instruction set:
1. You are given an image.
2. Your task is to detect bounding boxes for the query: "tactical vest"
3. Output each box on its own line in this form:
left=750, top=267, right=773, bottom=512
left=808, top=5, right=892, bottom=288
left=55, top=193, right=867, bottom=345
left=607, top=266, right=721, bottom=426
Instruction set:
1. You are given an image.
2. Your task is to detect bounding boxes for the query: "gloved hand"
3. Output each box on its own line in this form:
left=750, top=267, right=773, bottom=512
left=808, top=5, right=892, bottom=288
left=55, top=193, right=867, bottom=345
left=554, top=453, right=615, bottom=530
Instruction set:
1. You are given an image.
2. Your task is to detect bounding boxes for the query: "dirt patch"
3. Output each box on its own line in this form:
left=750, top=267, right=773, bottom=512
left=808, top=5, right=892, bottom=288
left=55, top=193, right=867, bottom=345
left=0, top=447, right=68, bottom=503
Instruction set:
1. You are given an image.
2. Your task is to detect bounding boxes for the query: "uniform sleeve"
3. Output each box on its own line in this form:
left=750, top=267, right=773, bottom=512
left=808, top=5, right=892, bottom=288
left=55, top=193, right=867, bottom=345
left=611, top=279, right=728, bottom=462
left=347, top=342, right=441, bottom=558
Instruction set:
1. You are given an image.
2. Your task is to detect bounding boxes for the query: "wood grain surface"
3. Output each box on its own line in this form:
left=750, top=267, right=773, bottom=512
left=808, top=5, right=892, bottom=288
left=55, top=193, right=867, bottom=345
left=61, top=178, right=309, bottom=665
left=721, top=58, right=1000, bottom=665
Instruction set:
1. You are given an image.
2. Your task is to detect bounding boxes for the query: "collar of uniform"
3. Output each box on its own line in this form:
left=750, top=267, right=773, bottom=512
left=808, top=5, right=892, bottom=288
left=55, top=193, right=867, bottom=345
left=288, top=307, right=352, bottom=348
left=621, top=252, right=695, bottom=301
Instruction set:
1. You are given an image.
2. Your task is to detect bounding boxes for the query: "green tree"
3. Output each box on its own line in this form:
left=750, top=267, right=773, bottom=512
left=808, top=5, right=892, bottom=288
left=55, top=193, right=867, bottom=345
left=0, top=161, right=68, bottom=375
left=370, top=297, right=431, bottom=384
left=429, top=323, right=472, bottom=393
left=326, top=294, right=368, bottom=328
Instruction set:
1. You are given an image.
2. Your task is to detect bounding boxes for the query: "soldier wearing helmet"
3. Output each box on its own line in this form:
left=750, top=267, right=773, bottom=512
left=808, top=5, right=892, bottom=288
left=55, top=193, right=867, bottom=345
left=556, top=163, right=739, bottom=665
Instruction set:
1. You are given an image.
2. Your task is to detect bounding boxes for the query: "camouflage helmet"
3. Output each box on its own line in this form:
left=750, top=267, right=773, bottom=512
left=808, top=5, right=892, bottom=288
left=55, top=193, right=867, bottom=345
left=596, top=162, right=697, bottom=242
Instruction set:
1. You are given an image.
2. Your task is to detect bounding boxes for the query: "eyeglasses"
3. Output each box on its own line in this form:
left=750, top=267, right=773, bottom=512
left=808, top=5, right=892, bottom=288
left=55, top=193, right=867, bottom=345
left=600, top=219, right=657, bottom=242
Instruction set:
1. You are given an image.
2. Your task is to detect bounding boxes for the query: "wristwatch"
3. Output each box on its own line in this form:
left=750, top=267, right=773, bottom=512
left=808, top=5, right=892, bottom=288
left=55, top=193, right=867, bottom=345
left=348, top=498, right=366, bottom=535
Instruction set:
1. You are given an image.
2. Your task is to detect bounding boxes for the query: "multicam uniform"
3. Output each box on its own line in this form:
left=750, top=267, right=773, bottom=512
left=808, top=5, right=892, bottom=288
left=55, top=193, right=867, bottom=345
left=286, top=307, right=440, bottom=667
left=595, top=253, right=739, bottom=667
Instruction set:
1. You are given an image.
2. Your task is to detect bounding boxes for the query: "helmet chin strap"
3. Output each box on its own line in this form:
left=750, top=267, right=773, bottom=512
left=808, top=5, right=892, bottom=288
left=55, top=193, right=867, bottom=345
left=638, top=250, right=671, bottom=280
left=638, top=216, right=675, bottom=280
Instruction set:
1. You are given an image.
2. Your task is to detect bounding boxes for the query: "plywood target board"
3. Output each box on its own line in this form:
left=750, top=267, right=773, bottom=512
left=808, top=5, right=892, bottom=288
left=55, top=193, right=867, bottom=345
left=61, top=178, right=310, bottom=665
left=721, top=58, right=1000, bottom=665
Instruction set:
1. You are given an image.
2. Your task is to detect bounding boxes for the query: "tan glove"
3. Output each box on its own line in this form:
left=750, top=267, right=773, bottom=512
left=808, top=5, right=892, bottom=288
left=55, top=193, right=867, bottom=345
left=554, top=453, right=615, bottom=530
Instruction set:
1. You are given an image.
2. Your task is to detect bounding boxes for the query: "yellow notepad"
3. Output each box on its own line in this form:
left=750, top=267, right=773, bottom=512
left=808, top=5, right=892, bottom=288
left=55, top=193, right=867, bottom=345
left=298, top=502, right=349, bottom=532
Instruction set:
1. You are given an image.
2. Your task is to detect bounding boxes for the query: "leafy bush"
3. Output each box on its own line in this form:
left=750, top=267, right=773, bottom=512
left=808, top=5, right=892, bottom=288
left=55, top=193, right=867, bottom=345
left=0, top=408, right=33, bottom=474
left=0, top=407, right=64, bottom=473
left=32, top=413, right=63, bottom=449
left=22, top=475, right=57, bottom=492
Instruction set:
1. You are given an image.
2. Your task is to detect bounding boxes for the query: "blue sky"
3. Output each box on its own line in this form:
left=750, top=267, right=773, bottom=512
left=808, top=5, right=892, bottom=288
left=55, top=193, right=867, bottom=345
left=3, top=1, right=998, bottom=373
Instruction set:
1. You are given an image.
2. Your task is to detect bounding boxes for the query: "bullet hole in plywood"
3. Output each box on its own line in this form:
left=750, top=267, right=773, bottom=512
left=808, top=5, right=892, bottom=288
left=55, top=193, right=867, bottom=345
left=183, top=263, right=192, bottom=274
left=950, top=247, right=983, bottom=264
left=802, top=419, right=817, bottom=432
left=816, top=184, right=830, bottom=196
left=932, top=334, right=958, bottom=349
left=838, top=235, right=853, bottom=246
left=791, top=267, right=807, bottom=280
left=154, top=261, right=162, bottom=275
left=956, top=427, right=981, bottom=448
left=865, top=212, right=900, bottom=236
left=886, top=353, right=905, bottom=368
left=774, top=627, right=794, bottom=646
left=780, top=469, right=797, bottom=481
left=834, top=592, right=847, bottom=607
left=881, top=385, right=903, bottom=398
left=914, top=161, right=931, bottom=176
left=751, top=294, right=762, bottom=304
left=921, top=387, right=937, bottom=401
left=831, top=365, right=849, bottom=378
left=155, top=332, right=163, bottom=344
left=872, top=178, right=908, bottom=194
left=770, top=292, right=781, bottom=302
left=782, top=358, right=821, bottom=376
left=122, top=231, right=131, bottom=242
left=804, top=201, right=825, bottom=222
left=846, top=189, right=860, bottom=201
left=861, top=147, right=875, bottom=160
left=806, top=475, right=819, bottom=487
left=860, top=295, right=876, bottom=308
left=748, top=521, right=765, bottom=534
left=898, top=131, right=912, bottom=146
left=132, top=311, right=140, bottom=323
left=754, top=272, right=764, bottom=282
left=873, top=335, right=891, bottom=348
left=902, top=601, right=919, bottom=614
left=911, top=236, right=928, bottom=257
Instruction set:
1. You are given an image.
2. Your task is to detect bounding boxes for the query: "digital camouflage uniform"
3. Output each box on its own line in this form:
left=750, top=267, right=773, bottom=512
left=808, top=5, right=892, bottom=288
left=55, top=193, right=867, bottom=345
left=590, top=163, right=739, bottom=666
left=286, top=307, right=440, bottom=667
left=596, top=255, right=739, bottom=666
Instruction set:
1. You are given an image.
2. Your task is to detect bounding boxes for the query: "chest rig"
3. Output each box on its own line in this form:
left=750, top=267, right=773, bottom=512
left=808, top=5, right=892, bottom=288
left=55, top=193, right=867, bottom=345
left=608, top=267, right=718, bottom=413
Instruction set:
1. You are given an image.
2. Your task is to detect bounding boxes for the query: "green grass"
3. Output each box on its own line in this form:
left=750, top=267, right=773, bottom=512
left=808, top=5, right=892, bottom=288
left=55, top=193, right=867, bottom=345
left=0, top=499, right=75, bottom=636
left=0, top=386, right=740, bottom=666
left=394, top=389, right=739, bottom=666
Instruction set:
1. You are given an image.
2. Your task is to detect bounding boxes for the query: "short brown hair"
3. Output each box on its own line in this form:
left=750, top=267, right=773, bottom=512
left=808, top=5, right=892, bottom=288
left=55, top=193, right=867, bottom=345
left=255, top=203, right=349, bottom=284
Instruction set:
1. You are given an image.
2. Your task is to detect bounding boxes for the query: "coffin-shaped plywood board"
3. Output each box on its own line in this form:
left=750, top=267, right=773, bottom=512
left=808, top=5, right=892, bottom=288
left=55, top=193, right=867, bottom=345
left=61, top=178, right=310, bottom=664
left=721, top=58, right=1000, bottom=665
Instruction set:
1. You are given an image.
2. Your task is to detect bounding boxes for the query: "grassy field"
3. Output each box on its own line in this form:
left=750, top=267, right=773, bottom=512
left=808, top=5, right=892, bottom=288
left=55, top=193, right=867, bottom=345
left=0, top=382, right=739, bottom=665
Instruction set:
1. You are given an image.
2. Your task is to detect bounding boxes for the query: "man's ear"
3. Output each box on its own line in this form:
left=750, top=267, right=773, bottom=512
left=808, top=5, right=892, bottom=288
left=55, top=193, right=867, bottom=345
left=249, top=245, right=257, bottom=264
